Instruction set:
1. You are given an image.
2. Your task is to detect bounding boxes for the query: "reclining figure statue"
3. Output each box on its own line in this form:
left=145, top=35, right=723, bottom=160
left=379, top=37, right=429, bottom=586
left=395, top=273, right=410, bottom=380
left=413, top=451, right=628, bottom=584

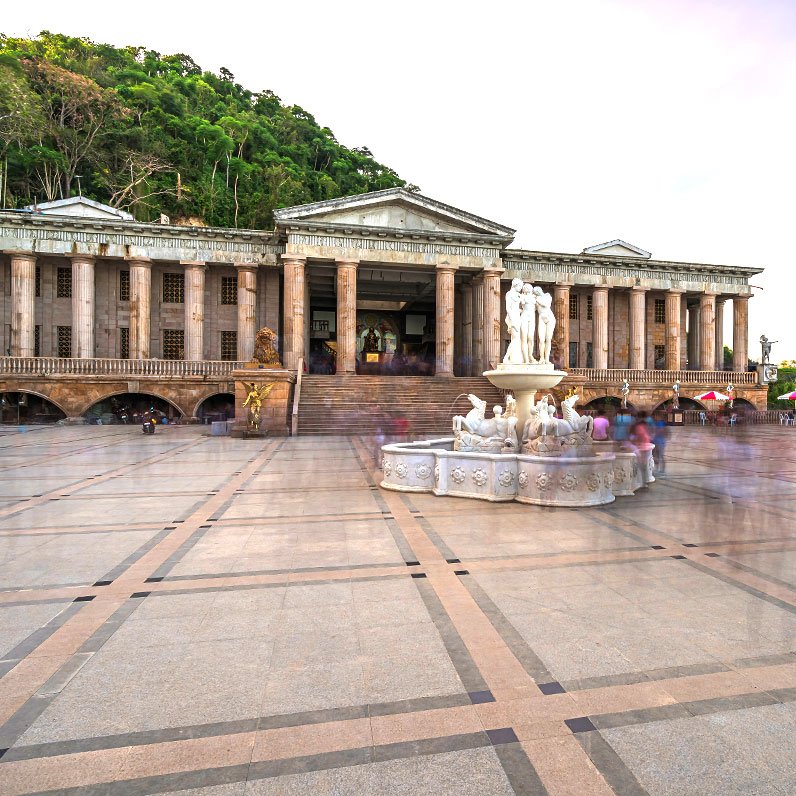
left=521, top=393, right=593, bottom=456
left=453, top=394, right=518, bottom=453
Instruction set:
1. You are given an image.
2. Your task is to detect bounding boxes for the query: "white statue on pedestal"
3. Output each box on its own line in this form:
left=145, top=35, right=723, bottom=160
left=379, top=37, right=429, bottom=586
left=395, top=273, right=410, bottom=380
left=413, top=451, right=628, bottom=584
left=520, top=283, right=537, bottom=364
left=503, top=278, right=524, bottom=364
left=534, top=287, right=556, bottom=365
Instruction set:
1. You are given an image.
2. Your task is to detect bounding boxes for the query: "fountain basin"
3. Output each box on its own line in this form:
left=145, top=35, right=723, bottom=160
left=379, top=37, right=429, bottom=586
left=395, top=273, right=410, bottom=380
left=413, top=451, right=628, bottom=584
left=381, top=439, right=632, bottom=507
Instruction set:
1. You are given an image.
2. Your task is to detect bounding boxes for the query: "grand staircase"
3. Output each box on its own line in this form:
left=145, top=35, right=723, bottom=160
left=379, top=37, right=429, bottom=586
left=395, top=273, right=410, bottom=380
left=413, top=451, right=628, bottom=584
left=296, top=375, right=506, bottom=436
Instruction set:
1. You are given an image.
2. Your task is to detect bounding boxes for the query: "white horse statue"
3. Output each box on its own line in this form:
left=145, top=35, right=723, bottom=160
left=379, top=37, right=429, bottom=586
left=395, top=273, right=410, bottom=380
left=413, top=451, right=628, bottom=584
left=560, top=392, right=593, bottom=435
left=453, top=394, right=518, bottom=452
left=453, top=394, right=488, bottom=434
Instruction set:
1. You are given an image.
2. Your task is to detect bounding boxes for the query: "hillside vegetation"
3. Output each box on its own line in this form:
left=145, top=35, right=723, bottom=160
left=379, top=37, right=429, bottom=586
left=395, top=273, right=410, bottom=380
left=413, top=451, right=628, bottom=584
left=0, top=32, right=411, bottom=228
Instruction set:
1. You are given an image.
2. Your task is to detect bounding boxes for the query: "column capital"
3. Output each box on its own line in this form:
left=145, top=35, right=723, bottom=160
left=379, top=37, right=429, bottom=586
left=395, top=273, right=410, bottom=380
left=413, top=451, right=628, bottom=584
left=4, top=250, right=36, bottom=262
left=233, top=261, right=259, bottom=273
left=335, top=258, right=359, bottom=269
left=482, top=266, right=504, bottom=277
left=700, top=291, right=718, bottom=300
left=592, top=285, right=609, bottom=294
left=281, top=253, right=307, bottom=265
left=554, top=281, right=574, bottom=289
left=66, top=253, right=96, bottom=264
left=125, top=256, right=152, bottom=268
left=436, top=262, right=458, bottom=274
left=180, top=260, right=207, bottom=269
left=667, top=288, right=686, bottom=295
left=733, top=294, right=750, bottom=303
left=630, top=284, right=650, bottom=293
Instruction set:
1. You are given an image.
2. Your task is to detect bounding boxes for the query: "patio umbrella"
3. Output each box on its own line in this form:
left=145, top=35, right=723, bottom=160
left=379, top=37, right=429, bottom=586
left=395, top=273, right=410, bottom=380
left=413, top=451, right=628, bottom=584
left=777, top=391, right=796, bottom=401
left=694, top=390, right=730, bottom=402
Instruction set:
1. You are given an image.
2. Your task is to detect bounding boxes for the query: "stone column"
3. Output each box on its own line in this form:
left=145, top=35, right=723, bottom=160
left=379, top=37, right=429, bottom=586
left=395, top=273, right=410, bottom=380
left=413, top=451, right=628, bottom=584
left=182, top=261, right=206, bottom=361
left=714, top=298, right=725, bottom=370
left=236, top=264, right=258, bottom=361
left=8, top=252, right=36, bottom=357
left=435, top=263, right=458, bottom=377
left=553, top=284, right=571, bottom=368
left=629, top=287, right=647, bottom=370
left=687, top=303, right=700, bottom=368
left=699, top=293, right=716, bottom=372
left=127, top=258, right=151, bottom=359
left=733, top=296, right=749, bottom=372
left=592, top=286, right=609, bottom=370
left=461, top=284, right=473, bottom=375
left=482, top=267, right=504, bottom=370
left=665, top=290, right=683, bottom=371
left=281, top=254, right=306, bottom=371
left=471, top=276, right=484, bottom=375
left=70, top=255, right=95, bottom=358
left=335, top=258, right=358, bottom=374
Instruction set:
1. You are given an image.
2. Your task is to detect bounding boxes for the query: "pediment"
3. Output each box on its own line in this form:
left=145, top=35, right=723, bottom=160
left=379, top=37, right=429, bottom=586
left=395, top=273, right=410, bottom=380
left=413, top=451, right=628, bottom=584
left=23, top=196, right=134, bottom=221
left=274, top=188, right=515, bottom=239
left=582, top=239, right=651, bottom=259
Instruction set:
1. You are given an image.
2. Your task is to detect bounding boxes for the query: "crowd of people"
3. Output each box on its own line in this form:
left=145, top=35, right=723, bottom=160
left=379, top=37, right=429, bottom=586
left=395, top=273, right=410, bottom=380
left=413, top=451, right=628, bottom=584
left=591, top=408, right=670, bottom=476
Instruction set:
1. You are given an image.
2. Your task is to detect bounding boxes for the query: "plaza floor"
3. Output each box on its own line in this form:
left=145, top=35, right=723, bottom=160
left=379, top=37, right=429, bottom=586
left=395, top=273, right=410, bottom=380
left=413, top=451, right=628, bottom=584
left=0, top=424, right=794, bottom=795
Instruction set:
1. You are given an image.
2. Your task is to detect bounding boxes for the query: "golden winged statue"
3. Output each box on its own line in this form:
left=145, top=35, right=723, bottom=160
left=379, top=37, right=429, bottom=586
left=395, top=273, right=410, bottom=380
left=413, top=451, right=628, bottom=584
left=242, top=382, right=274, bottom=431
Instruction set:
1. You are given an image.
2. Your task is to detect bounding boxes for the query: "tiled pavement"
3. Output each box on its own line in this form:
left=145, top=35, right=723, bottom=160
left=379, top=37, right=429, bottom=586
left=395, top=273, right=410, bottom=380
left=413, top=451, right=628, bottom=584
left=0, top=424, right=794, bottom=795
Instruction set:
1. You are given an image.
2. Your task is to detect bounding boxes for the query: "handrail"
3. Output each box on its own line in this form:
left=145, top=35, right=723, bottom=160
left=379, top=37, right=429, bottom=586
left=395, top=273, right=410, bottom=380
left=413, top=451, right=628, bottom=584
left=291, top=357, right=304, bottom=436
left=566, top=368, right=758, bottom=385
left=0, top=357, right=245, bottom=377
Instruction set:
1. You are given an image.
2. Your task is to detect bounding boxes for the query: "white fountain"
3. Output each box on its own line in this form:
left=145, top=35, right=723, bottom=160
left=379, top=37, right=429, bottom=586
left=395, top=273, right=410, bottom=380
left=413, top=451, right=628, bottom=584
left=380, top=279, right=654, bottom=507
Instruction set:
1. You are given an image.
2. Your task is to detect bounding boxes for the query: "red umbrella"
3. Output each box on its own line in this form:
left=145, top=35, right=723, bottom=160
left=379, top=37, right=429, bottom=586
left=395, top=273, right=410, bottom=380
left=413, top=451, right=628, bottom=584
left=778, top=391, right=796, bottom=401
left=694, top=390, right=730, bottom=402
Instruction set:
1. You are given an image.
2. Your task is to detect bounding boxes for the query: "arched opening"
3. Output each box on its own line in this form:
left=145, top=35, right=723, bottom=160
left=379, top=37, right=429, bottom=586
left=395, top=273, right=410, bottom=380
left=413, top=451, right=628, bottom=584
left=0, top=392, right=66, bottom=424
left=654, top=397, right=705, bottom=412
left=195, top=393, right=236, bottom=423
left=732, top=398, right=756, bottom=410
left=583, top=396, right=634, bottom=413
left=82, top=393, right=182, bottom=425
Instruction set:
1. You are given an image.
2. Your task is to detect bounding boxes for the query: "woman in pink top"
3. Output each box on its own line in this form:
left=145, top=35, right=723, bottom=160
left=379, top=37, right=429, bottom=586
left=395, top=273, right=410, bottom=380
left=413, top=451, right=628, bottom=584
left=592, top=409, right=610, bottom=440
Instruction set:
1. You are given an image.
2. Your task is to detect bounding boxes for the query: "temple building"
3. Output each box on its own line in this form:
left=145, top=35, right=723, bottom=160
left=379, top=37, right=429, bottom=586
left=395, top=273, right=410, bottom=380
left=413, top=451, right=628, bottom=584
left=0, top=189, right=766, bottom=426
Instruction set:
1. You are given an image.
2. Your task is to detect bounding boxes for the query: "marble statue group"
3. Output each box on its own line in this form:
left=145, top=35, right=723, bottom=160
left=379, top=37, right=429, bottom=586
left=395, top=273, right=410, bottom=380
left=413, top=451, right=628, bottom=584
left=502, top=279, right=557, bottom=365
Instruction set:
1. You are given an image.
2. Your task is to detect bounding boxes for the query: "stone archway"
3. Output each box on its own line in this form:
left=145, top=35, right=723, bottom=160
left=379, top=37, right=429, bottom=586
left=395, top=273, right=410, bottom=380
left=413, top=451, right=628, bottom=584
left=583, top=396, right=635, bottom=412
left=194, top=393, right=235, bottom=421
left=653, top=396, right=705, bottom=412
left=0, top=391, right=67, bottom=424
left=81, top=392, right=183, bottom=423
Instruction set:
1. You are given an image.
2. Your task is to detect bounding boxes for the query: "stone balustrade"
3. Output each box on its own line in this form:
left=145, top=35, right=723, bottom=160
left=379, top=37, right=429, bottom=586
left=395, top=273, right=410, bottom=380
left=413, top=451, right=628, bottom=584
left=567, top=368, right=757, bottom=385
left=0, top=357, right=245, bottom=377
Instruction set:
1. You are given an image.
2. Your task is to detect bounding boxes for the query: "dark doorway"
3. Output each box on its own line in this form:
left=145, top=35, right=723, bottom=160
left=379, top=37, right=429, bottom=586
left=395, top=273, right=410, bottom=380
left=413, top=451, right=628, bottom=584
left=196, top=393, right=236, bottom=422
left=83, top=393, right=180, bottom=424
left=0, top=392, right=66, bottom=424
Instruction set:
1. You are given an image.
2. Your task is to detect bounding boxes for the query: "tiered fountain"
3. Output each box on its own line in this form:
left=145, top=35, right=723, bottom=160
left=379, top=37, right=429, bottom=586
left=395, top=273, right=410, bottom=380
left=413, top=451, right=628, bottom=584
left=380, top=280, right=654, bottom=507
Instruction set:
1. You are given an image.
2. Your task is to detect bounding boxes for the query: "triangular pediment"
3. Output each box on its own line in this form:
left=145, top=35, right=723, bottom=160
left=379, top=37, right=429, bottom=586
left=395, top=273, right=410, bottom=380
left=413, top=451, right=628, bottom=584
left=274, top=188, right=515, bottom=239
left=582, top=239, right=651, bottom=259
left=23, top=196, right=134, bottom=221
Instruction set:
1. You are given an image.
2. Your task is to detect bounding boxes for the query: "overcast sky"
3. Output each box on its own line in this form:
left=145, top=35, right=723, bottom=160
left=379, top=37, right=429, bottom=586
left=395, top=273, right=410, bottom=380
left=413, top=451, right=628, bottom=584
left=4, top=0, right=794, bottom=360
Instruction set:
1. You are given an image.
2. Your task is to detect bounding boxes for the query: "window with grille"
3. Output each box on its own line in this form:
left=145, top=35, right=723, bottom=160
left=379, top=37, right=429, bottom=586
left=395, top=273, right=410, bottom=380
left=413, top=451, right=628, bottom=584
left=120, top=270, right=130, bottom=301
left=654, top=344, right=666, bottom=368
left=35, top=266, right=41, bottom=297
left=568, top=341, right=578, bottom=367
left=163, top=273, right=184, bottom=303
left=568, top=295, right=579, bottom=320
left=34, top=325, right=41, bottom=357
left=221, top=275, right=238, bottom=305
left=586, top=295, right=593, bottom=321
left=57, top=267, right=72, bottom=298
left=654, top=298, right=665, bottom=324
left=162, top=329, right=184, bottom=360
left=57, top=326, right=72, bottom=357
left=120, top=327, right=129, bottom=359
left=220, top=330, right=237, bottom=360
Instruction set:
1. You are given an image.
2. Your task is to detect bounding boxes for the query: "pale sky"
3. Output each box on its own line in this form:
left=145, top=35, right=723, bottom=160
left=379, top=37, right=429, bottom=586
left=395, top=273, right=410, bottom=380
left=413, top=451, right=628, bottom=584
left=4, top=0, right=794, bottom=360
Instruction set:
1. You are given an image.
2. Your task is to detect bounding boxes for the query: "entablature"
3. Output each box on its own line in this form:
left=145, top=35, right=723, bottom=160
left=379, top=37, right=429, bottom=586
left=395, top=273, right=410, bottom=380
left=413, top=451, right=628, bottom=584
left=0, top=212, right=282, bottom=266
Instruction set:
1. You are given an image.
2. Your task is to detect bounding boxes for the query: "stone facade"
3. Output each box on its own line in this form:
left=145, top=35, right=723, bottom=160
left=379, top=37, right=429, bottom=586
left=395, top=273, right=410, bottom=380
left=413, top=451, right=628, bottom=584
left=0, top=189, right=768, bottom=420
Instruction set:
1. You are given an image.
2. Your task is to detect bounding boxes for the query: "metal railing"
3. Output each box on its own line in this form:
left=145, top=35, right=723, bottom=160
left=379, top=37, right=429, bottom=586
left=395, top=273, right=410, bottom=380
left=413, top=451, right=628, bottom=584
left=567, top=368, right=758, bottom=385
left=0, top=357, right=246, bottom=377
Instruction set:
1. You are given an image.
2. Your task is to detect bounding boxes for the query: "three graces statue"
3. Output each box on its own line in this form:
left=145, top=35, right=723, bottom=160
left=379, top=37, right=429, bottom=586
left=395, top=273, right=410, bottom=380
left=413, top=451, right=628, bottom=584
left=502, top=279, right=557, bottom=365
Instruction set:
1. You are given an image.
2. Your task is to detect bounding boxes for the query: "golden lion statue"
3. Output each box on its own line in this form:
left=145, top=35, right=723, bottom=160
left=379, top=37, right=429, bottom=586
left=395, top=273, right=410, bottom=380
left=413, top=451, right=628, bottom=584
left=251, top=327, right=281, bottom=367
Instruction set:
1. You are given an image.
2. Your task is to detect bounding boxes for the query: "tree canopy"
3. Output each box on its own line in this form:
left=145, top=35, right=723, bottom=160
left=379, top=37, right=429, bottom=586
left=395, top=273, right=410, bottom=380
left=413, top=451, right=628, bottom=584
left=0, top=32, right=413, bottom=227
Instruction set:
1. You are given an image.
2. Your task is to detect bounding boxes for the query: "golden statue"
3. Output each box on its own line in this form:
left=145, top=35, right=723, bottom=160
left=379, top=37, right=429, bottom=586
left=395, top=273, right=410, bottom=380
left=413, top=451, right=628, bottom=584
left=252, top=327, right=281, bottom=367
left=242, top=382, right=274, bottom=431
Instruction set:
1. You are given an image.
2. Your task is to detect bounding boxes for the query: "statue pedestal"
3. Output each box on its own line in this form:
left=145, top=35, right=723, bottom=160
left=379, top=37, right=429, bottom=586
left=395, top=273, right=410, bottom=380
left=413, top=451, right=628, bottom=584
left=482, top=363, right=567, bottom=438
left=231, top=366, right=296, bottom=437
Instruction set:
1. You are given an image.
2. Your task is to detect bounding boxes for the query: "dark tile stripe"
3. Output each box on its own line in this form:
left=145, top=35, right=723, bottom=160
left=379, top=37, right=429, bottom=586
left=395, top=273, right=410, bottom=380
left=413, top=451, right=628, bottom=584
left=411, top=577, right=490, bottom=694
left=574, top=730, right=650, bottom=796
left=679, top=558, right=796, bottom=615
left=559, top=661, right=731, bottom=693
left=493, top=741, right=549, bottom=795
left=4, top=694, right=475, bottom=762
left=96, top=528, right=172, bottom=583
left=457, top=574, right=557, bottom=685
left=716, top=555, right=796, bottom=590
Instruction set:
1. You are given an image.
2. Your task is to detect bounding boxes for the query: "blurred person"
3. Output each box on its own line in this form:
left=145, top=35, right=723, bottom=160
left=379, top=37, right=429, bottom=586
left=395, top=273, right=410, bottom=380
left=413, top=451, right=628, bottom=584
left=652, top=415, right=669, bottom=475
left=592, top=409, right=610, bottom=441
left=613, top=409, right=632, bottom=443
